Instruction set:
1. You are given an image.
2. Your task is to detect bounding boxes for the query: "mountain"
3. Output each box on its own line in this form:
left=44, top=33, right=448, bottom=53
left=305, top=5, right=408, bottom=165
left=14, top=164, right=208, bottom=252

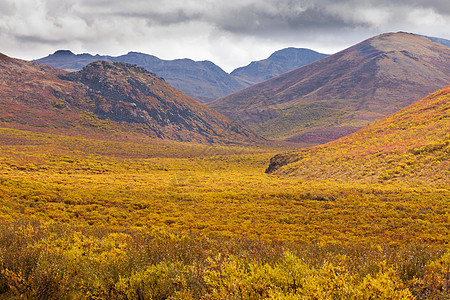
left=266, top=86, right=450, bottom=184
left=209, top=32, right=450, bottom=144
left=423, top=35, right=450, bottom=48
left=34, top=51, right=246, bottom=103
left=0, top=52, right=89, bottom=127
left=0, top=53, right=259, bottom=144
left=230, top=48, right=328, bottom=86
left=34, top=48, right=328, bottom=103
left=31, top=50, right=109, bottom=70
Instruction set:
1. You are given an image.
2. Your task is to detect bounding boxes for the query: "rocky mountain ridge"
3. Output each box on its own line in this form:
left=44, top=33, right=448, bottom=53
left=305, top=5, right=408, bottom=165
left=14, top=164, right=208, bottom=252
left=34, top=48, right=327, bottom=102
left=231, top=48, right=328, bottom=86
left=0, top=54, right=260, bottom=144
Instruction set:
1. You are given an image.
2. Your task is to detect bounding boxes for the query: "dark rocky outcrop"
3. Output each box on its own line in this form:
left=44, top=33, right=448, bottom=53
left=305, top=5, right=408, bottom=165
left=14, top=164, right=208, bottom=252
left=265, top=152, right=300, bottom=174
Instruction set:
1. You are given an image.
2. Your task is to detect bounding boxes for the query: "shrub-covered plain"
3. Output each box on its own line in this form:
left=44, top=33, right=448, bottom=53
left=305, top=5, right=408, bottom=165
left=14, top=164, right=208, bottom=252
left=0, top=125, right=449, bottom=299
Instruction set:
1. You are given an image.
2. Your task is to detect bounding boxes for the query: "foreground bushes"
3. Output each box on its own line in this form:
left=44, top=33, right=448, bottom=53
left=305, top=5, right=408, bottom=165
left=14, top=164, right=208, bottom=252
left=0, top=221, right=448, bottom=299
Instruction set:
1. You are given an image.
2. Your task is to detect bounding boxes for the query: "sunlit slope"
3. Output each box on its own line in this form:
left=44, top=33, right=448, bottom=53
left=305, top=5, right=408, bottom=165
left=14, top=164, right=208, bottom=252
left=267, top=86, right=450, bottom=183
left=210, top=32, right=450, bottom=144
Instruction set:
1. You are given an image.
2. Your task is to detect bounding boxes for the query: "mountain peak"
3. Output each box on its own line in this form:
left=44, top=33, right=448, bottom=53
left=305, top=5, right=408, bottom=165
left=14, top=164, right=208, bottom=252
left=366, top=31, right=437, bottom=51
left=35, top=51, right=243, bottom=102
left=211, top=32, right=450, bottom=144
left=52, top=50, right=76, bottom=56
left=80, top=60, right=151, bottom=75
left=0, top=55, right=259, bottom=144
left=268, top=47, right=321, bottom=59
left=230, top=47, right=328, bottom=86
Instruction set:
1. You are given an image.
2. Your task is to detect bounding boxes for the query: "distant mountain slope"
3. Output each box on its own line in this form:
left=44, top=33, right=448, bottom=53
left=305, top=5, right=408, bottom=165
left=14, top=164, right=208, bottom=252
left=423, top=35, right=450, bottom=48
left=34, top=48, right=327, bottom=103
left=266, top=86, right=450, bottom=184
left=0, top=53, right=259, bottom=143
left=231, top=48, right=328, bottom=86
left=31, top=50, right=109, bottom=70
left=209, top=32, right=450, bottom=144
left=34, top=51, right=246, bottom=103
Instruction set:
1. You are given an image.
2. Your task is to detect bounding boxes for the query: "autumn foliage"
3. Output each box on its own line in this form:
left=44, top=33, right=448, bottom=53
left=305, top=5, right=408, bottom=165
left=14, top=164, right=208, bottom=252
left=0, top=53, right=449, bottom=299
left=0, top=120, right=449, bottom=298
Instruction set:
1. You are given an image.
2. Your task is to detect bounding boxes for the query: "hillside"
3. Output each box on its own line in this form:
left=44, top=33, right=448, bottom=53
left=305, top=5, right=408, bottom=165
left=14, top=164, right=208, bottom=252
left=34, top=51, right=246, bottom=103
left=266, top=86, right=450, bottom=183
left=0, top=52, right=93, bottom=128
left=231, top=48, right=328, bottom=86
left=209, top=32, right=450, bottom=144
left=0, top=54, right=258, bottom=143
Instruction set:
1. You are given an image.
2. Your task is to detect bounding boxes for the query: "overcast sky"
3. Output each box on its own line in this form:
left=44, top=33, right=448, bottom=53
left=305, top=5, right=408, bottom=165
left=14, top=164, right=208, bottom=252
left=1, top=0, right=449, bottom=72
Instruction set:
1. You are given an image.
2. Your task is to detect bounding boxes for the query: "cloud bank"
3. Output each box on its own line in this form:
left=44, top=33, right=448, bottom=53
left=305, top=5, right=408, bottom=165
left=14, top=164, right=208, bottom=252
left=1, top=0, right=449, bottom=71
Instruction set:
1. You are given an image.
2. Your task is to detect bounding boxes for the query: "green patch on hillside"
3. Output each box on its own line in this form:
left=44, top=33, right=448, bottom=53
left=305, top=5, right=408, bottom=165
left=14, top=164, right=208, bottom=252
left=251, top=101, right=353, bottom=140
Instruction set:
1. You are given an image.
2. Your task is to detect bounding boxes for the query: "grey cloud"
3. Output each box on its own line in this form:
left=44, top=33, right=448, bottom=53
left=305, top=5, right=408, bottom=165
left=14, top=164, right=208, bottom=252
left=216, top=5, right=359, bottom=34
left=1, top=0, right=449, bottom=70
left=382, top=0, right=450, bottom=14
left=0, top=2, right=15, bottom=16
left=15, top=34, right=70, bottom=44
left=8, top=0, right=448, bottom=38
left=210, top=0, right=449, bottom=35
left=118, top=10, right=202, bottom=26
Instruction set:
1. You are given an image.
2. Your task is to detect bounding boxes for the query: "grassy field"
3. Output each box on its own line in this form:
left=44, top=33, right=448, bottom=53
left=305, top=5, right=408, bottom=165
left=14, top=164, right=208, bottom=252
left=0, top=125, right=449, bottom=299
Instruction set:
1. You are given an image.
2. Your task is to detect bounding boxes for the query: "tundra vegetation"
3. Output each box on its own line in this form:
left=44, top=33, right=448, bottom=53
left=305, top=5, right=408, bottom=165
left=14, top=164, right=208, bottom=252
left=0, top=119, right=449, bottom=299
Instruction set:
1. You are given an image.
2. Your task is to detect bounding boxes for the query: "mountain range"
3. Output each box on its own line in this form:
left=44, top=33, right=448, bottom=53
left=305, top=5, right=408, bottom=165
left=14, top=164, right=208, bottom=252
left=230, top=48, right=328, bottom=86
left=266, top=85, right=450, bottom=184
left=5, top=32, right=450, bottom=147
left=0, top=53, right=259, bottom=144
left=209, top=32, right=450, bottom=144
left=34, top=48, right=327, bottom=103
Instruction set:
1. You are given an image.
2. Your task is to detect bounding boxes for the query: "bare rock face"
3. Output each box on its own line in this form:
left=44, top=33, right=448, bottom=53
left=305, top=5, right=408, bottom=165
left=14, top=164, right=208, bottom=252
left=265, top=152, right=300, bottom=174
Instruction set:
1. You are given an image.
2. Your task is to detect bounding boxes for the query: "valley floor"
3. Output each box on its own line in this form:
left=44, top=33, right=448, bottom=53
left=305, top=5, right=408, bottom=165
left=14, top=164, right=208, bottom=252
left=0, top=126, right=449, bottom=299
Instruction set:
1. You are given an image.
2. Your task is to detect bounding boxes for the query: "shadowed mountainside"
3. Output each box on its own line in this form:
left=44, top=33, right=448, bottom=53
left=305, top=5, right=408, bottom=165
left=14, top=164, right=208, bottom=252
left=231, top=48, right=328, bottom=86
left=209, top=32, right=450, bottom=144
left=423, top=35, right=450, bottom=48
left=34, top=51, right=246, bottom=103
left=34, top=48, right=327, bottom=103
left=0, top=54, right=260, bottom=144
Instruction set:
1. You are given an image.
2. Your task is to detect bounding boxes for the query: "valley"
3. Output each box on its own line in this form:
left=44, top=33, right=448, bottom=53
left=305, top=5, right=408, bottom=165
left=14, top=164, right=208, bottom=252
left=0, top=123, right=449, bottom=299
left=0, top=32, right=449, bottom=299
